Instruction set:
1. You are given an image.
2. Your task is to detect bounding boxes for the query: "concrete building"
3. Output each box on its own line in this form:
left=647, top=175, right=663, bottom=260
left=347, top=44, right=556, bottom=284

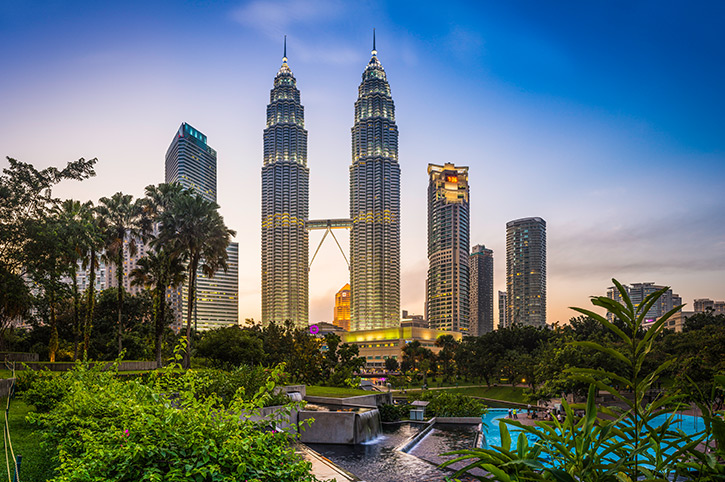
left=349, top=36, right=401, bottom=332
left=506, top=217, right=546, bottom=328
left=261, top=42, right=310, bottom=328
left=332, top=283, right=351, bottom=331
left=498, top=290, right=508, bottom=329
left=606, top=283, right=681, bottom=323
left=166, top=122, right=239, bottom=330
left=694, top=298, right=725, bottom=314
left=426, top=163, right=470, bottom=334
left=469, top=245, right=494, bottom=336
left=343, top=324, right=462, bottom=371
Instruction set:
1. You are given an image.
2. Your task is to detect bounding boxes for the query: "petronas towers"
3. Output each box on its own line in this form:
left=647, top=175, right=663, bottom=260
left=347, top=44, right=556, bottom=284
left=261, top=36, right=400, bottom=330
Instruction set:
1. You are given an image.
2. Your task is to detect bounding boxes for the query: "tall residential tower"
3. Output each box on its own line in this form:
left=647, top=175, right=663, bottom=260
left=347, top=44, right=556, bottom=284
left=506, top=217, right=546, bottom=328
left=469, top=244, right=494, bottom=335
left=261, top=42, right=310, bottom=327
left=426, top=163, right=470, bottom=333
left=349, top=35, right=400, bottom=331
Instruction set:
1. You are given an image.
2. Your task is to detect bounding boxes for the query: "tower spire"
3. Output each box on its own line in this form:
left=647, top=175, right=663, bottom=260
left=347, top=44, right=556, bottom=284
left=283, top=35, right=287, bottom=63
left=372, top=28, right=377, bottom=56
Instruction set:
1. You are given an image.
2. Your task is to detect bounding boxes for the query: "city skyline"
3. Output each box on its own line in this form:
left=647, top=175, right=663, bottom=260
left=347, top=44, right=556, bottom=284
left=2, top=1, right=724, bottom=325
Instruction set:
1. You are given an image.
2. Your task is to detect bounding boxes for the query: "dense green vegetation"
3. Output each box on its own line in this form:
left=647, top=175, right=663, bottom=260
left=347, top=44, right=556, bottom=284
left=16, top=357, right=322, bottom=482
left=443, top=281, right=725, bottom=482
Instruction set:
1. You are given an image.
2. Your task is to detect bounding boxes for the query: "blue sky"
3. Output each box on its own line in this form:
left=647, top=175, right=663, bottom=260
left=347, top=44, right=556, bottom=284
left=2, top=0, right=724, bottom=324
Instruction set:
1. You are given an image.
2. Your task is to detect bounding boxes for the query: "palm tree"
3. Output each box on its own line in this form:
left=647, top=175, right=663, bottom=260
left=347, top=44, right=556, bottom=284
left=157, top=192, right=235, bottom=368
left=54, top=199, right=85, bottom=360
left=131, top=249, right=185, bottom=368
left=79, top=201, right=104, bottom=358
left=96, top=192, right=144, bottom=356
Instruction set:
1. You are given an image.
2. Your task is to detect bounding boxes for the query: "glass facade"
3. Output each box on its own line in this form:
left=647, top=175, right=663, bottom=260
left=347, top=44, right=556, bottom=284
left=261, top=52, right=310, bottom=327
left=426, top=163, right=470, bottom=333
left=349, top=44, right=400, bottom=331
left=469, top=244, right=494, bottom=335
left=165, top=122, right=239, bottom=329
left=505, top=217, right=546, bottom=328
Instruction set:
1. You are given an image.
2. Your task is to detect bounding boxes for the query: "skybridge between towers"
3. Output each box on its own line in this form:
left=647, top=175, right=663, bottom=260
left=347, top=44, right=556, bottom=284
left=306, top=218, right=352, bottom=271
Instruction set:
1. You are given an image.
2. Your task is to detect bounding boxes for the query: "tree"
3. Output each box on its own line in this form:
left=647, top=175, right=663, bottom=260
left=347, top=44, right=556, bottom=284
left=0, top=157, right=95, bottom=347
left=384, top=357, right=399, bottom=373
left=156, top=192, right=235, bottom=368
left=97, top=192, right=144, bottom=356
left=79, top=201, right=104, bottom=358
left=131, top=249, right=185, bottom=368
left=435, top=334, right=459, bottom=382
left=196, top=326, right=264, bottom=368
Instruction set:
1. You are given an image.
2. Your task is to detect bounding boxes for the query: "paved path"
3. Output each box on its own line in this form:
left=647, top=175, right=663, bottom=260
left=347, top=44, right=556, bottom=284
left=296, top=444, right=360, bottom=481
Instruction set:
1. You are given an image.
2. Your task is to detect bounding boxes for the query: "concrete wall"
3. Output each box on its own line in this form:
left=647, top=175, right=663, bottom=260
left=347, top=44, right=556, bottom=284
left=435, top=416, right=483, bottom=424
left=0, top=352, right=39, bottom=363
left=305, top=392, right=391, bottom=407
left=17, top=361, right=157, bottom=372
left=299, top=410, right=358, bottom=444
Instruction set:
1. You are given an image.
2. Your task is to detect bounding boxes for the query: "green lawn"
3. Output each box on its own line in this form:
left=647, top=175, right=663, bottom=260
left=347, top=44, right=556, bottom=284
left=2, top=398, right=54, bottom=482
left=444, top=386, right=527, bottom=403
left=305, top=386, right=372, bottom=398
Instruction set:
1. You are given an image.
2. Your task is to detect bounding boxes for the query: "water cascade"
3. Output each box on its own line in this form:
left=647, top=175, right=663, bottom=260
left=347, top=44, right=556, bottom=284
left=287, top=391, right=303, bottom=402
left=355, top=408, right=382, bottom=443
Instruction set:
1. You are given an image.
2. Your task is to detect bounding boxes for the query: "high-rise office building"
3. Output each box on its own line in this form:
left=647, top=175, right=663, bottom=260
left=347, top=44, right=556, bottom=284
left=694, top=298, right=725, bottom=314
left=333, top=283, right=351, bottom=331
left=606, top=282, right=681, bottom=323
left=349, top=35, right=400, bottom=331
left=261, top=42, right=309, bottom=327
left=506, top=217, right=546, bottom=328
left=165, top=122, right=239, bottom=330
left=498, top=290, right=508, bottom=329
left=426, top=163, right=470, bottom=333
left=469, top=244, right=493, bottom=336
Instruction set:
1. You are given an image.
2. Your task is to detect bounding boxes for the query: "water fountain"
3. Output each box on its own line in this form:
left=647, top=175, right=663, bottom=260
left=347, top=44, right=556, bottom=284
left=299, top=404, right=382, bottom=444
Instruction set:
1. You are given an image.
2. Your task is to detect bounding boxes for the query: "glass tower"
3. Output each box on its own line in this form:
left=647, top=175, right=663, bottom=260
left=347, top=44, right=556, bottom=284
left=506, top=217, right=546, bottom=328
left=426, top=163, right=470, bottom=333
left=165, top=122, right=239, bottom=330
left=469, top=244, right=494, bottom=335
left=349, top=36, right=400, bottom=331
left=261, top=43, right=309, bottom=327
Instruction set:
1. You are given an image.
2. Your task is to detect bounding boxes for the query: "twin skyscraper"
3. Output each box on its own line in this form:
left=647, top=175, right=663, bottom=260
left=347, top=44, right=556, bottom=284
left=261, top=35, right=400, bottom=331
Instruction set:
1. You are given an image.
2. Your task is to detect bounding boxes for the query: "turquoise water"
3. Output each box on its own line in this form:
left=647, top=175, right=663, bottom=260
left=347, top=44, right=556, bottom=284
left=481, top=407, right=705, bottom=456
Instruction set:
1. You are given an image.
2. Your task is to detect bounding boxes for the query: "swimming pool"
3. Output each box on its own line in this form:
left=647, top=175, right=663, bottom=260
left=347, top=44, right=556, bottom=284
left=480, top=407, right=706, bottom=463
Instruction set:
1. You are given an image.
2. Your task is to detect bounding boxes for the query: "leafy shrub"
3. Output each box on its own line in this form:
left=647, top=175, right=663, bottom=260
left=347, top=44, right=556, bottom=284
left=414, top=391, right=487, bottom=417
left=21, top=370, right=72, bottom=412
left=28, top=362, right=321, bottom=481
left=378, top=403, right=410, bottom=422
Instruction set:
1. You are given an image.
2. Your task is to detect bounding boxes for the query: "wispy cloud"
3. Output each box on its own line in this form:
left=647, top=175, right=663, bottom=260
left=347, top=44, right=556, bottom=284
left=231, top=0, right=345, bottom=38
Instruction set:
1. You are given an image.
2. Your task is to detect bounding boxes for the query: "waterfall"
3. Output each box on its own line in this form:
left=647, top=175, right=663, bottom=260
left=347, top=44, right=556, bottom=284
left=355, top=408, right=382, bottom=443
left=287, top=391, right=303, bottom=402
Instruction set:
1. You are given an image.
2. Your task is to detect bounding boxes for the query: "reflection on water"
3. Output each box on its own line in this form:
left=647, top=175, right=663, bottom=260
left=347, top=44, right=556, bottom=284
left=306, top=423, right=480, bottom=482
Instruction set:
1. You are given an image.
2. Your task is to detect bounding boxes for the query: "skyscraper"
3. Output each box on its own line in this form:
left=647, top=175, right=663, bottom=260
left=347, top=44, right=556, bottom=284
left=165, top=122, right=239, bottom=330
left=469, top=244, right=494, bottom=335
left=606, top=282, right=681, bottom=323
left=349, top=34, right=400, bottom=332
left=506, top=217, right=546, bottom=328
left=261, top=41, right=309, bottom=327
left=498, top=290, right=508, bottom=329
left=333, top=283, right=351, bottom=331
left=426, top=163, right=470, bottom=333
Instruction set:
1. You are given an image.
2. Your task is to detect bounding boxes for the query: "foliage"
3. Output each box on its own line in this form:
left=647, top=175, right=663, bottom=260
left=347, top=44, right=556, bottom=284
left=442, top=279, right=709, bottom=482
left=414, top=391, right=488, bottom=417
left=156, top=190, right=236, bottom=368
left=26, top=359, right=322, bottom=482
left=196, top=326, right=265, bottom=369
left=378, top=403, right=410, bottom=423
